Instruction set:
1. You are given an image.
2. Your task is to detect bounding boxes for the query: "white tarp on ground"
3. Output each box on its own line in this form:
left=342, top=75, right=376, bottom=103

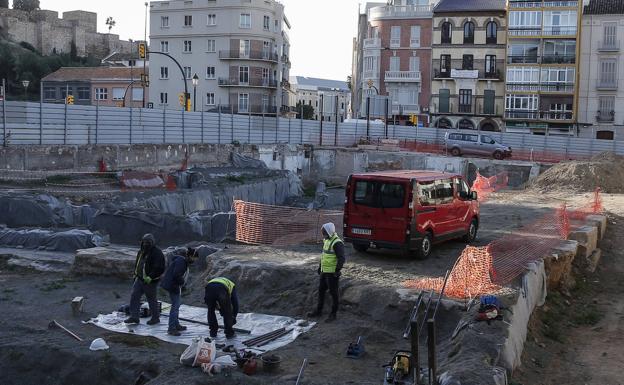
left=87, top=303, right=315, bottom=353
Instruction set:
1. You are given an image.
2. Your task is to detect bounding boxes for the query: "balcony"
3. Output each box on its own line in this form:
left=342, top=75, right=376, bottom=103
left=598, top=40, right=620, bottom=52
left=508, top=28, right=542, bottom=37
left=542, top=26, right=577, bottom=36
left=505, top=111, right=540, bottom=120
left=596, top=81, right=618, bottom=90
left=451, top=69, right=479, bottom=79
left=218, top=77, right=278, bottom=88
left=506, top=83, right=541, bottom=92
left=391, top=104, right=420, bottom=114
left=507, top=55, right=540, bottom=64
left=384, top=71, right=421, bottom=83
left=542, top=54, right=576, bottom=64
left=363, top=38, right=381, bottom=49
left=540, top=83, right=575, bottom=93
left=219, top=50, right=278, bottom=62
left=509, top=1, right=543, bottom=8
left=434, top=69, right=451, bottom=79
left=368, top=4, right=433, bottom=20
left=363, top=70, right=379, bottom=79
left=543, top=1, right=578, bottom=7
left=541, top=111, right=573, bottom=120
left=596, top=111, right=615, bottom=122
left=484, top=70, right=502, bottom=80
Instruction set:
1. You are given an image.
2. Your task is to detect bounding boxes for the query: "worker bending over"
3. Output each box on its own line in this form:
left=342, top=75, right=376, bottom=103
left=161, top=247, right=198, bottom=336
left=308, top=223, right=345, bottom=323
left=205, top=277, right=239, bottom=339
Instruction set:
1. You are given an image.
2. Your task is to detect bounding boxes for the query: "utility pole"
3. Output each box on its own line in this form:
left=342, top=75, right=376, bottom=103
left=143, top=2, right=148, bottom=108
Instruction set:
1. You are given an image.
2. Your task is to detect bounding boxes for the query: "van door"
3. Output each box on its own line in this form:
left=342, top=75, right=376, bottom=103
left=348, top=178, right=409, bottom=247
left=433, top=179, right=457, bottom=235
left=463, top=133, right=481, bottom=156
left=452, top=177, right=473, bottom=233
left=478, top=134, right=497, bottom=156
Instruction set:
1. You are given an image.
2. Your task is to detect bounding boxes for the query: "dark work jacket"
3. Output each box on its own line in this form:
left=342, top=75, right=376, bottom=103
left=134, top=246, right=166, bottom=282
left=160, top=255, right=188, bottom=293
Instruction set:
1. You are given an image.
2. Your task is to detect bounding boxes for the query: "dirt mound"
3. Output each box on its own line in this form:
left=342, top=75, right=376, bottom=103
left=530, top=152, right=624, bottom=193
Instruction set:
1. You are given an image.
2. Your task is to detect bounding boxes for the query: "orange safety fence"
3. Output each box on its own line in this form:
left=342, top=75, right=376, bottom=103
left=234, top=200, right=343, bottom=246
left=403, top=189, right=603, bottom=299
left=471, top=171, right=509, bottom=202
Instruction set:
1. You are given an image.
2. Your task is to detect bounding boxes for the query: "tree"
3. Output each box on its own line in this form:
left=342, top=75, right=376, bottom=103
left=296, top=101, right=315, bottom=120
left=105, top=17, right=116, bottom=34
left=12, top=0, right=40, bottom=12
left=70, top=40, right=78, bottom=61
left=0, top=0, right=9, bottom=9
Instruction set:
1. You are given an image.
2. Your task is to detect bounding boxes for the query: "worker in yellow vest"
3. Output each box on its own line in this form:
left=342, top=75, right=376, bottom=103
left=307, top=223, right=345, bottom=323
left=204, top=277, right=239, bottom=339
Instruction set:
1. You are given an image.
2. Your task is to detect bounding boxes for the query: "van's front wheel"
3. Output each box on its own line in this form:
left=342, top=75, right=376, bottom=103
left=463, top=219, right=478, bottom=243
left=416, top=232, right=433, bottom=259
left=493, top=151, right=503, bottom=160
left=451, top=147, right=461, bottom=157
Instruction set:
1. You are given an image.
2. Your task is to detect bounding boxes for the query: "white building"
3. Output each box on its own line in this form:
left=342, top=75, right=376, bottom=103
left=148, top=0, right=292, bottom=115
left=578, top=0, right=624, bottom=139
left=291, top=76, right=351, bottom=122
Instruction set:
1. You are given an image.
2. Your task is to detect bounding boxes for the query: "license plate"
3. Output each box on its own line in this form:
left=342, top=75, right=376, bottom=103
left=352, top=227, right=372, bottom=236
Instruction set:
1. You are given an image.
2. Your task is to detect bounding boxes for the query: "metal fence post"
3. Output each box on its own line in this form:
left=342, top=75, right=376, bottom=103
left=182, top=109, right=186, bottom=143
left=366, top=96, right=371, bottom=139
left=1, top=79, right=6, bottom=147
left=427, top=319, right=437, bottom=385
left=64, top=98, right=68, bottom=145
left=230, top=104, right=234, bottom=144
left=162, top=108, right=166, bottom=143
left=288, top=116, right=291, bottom=143
left=319, top=94, right=324, bottom=146
left=275, top=114, right=278, bottom=143
left=261, top=113, right=265, bottom=144
left=248, top=109, right=251, bottom=143
left=300, top=104, right=303, bottom=144
left=95, top=98, right=99, bottom=144
left=129, top=106, right=133, bottom=144
left=335, top=95, right=339, bottom=146
left=39, top=86, right=43, bottom=145
left=411, top=320, right=420, bottom=385
left=218, top=103, right=221, bottom=144
left=201, top=95, right=205, bottom=144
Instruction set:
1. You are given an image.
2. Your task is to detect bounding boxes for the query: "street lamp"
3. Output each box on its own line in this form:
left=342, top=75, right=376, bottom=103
left=192, top=73, right=199, bottom=112
left=21, top=80, right=30, bottom=101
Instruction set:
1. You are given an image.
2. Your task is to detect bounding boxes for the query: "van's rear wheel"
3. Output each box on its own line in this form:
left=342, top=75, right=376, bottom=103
left=451, top=147, right=461, bottom=157
left=416, top=232, right=433, bottom=259
left=493, top=151, right=503, bottom=160
left=463, top=219, right=478, bottom=243
left=353, top=243, right=368, bottom=253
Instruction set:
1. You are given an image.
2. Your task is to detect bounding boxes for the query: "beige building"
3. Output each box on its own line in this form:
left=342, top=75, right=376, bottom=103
left=578, top=0, right=624, bottom=140
left=41, top=67, right=147, bottom=108
left=430, top=0, right=507, bottom=131
left=291, top=76, right=351, bottom=122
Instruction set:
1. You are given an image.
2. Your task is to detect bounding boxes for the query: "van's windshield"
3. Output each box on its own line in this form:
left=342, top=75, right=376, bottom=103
left=353, top=181, right=405, bottom=208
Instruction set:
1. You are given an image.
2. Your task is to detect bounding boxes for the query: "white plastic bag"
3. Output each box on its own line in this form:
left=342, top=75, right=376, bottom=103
left=179, top=337, right=216, bottom=367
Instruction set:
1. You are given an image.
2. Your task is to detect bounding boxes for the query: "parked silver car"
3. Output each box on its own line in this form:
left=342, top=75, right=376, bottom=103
left=445, top=132, right=512, bottom=160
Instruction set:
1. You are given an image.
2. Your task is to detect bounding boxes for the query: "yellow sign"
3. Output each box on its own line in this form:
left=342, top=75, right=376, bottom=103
left=66, top=95, right=74, bottom=105
left=409, top=114, right=417, bottom=125
left=138, top=42, right=146, bottom=59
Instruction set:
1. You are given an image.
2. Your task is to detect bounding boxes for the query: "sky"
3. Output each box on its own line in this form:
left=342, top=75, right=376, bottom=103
left=30, top=0, right=362, bottom=82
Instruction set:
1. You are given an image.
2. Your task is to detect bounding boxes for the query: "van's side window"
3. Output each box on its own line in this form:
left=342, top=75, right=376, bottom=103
left=354, top=181, right=376, bottom=206
left=435, top=179, right=454, bottom=204
left=454, top=178, right=470, bottom=197
left=466, top=134, right=478, bottom=142
left=449, top=133, right=461, bottom=140
left=418, top=182, right=436, bottom=206
left=481, top=135, right=495, bottom=144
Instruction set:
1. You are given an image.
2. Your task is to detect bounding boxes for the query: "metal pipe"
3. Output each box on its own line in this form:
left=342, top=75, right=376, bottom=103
left=242, top=327, right=286, bottom=346
left=48, top=320, right=83, bottom=342
left=432, top=270, right=451, bottom=321
left=411, top=320, right=420, bottom=385
left=418, top=291, right=434, bottom=337
left=403, top=291, right=424, bottom=339
left=295, top=358, right=308, bottom=385
left=427, top=319, right=437, bottom=385
left=255, top=328, right=291, bottom=347
left=160, top=313, right=250, bottom=334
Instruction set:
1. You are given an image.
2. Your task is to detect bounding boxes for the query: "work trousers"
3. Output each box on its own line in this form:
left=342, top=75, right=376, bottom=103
left=205, top=283, right=234, bottom=338
left=129, top=279, right=159, bottom=320
left=168, top=289, right=181, bottom=331
left=317, top=273, right=339, bottom=315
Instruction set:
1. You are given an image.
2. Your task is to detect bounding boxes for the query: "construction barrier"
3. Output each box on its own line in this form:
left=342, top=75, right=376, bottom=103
left=234, top=200, right=343, bottom=246
left=471, top=171, right=509, bottom=202
left=403, top=189, right=603, bottom=299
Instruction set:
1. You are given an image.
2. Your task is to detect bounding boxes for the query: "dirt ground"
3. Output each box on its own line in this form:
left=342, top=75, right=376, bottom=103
left=0, top=189, right=622, bottom=385
left=511, top=194, right=624, bottom=385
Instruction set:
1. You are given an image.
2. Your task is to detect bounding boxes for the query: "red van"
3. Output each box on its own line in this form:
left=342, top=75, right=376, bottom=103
left=343, top=170, right=479, bottom=258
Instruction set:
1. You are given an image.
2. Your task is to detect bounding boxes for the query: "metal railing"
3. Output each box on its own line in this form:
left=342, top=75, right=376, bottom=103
left=509, top=1, right=543, bottom=8
left=368, top=4, right=433, bottom=19
left=508, top=28, right=542, bottom=36
left=542, top=54, right=576, bottom=64
left=384, top=71, right=421, bottom=82
left=540, top=83, right=575, bottom=92
left=505, top=110, right=574, bottom=120
left=598, top=40, right=620, bottom=52
left=507, top=55, right=539, bottom=64
left=505, top=111, right=540, bottom=119
left=363, top=37, right=381, bottom=49
left=543, top=1, right=578, bottom=7
left=218, top=77, right=278, bottom=88
left=542, top=26, right=577, bottom=36
left=506, top=83, right=541, bottom=92
left=596, top=81, right=618, bottom=90
left=218, top=50, right=279, bottom=62
left=596, top=112, right=615, bottom=122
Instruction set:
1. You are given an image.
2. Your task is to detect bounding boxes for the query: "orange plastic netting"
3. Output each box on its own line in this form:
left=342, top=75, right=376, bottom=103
left=234, top=200, right=343, bottom=246
left=471, top=171, right=509, bottom=202
left=403, top=189, right=603, bottom=299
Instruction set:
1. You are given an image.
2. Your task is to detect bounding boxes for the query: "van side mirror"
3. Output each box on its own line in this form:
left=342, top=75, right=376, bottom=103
left=490, top=140, right=496, bottom=144
left=459, top=191, right=470, bottom=200
left=471, top=191, right=478, bottom=201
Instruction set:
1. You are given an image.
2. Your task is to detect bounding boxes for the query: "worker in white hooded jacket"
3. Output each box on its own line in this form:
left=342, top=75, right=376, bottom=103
left=307, top=223, right=345, bottom=323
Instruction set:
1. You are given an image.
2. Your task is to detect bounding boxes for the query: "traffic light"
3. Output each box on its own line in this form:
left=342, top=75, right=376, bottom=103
left=409, top=114, right=418, bottom=126
left=66, top=95, right=74, bottom=105
left=140, top=74, right=149, bottom=87
left=138, top=42, right=146, bottom=59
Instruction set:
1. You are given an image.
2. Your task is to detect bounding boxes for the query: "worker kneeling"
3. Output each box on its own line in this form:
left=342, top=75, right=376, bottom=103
left=204, top=277, right=239, bottom=339
left=161, top=247, right=198, bottom=336
left=307, top=223, right=345, bottom=323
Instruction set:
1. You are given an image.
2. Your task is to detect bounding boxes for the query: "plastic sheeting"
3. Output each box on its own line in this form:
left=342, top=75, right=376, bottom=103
left=0, top=227, right=103, bottom=252
left=0, top=194, right=97, bottom=228
left=231, top=153, right=267, bottom=169
left=88, top=303, right=315, bottom=353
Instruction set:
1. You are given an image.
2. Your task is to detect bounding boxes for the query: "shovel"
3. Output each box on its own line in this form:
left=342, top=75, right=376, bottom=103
left=48, top=320, right=83, bottom=342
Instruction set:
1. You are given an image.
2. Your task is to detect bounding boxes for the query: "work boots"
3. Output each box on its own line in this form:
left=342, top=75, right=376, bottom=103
left=124, top=317, right=140, bottom=324
left=176, top=325, right=187, bottom=331
left=325, top=313, right=337, bottom=323
left=306, top=310, right=322, bottom=318
left=167, top=329, right=181, bottom=336
left=146, top=318, right=160, bottom=325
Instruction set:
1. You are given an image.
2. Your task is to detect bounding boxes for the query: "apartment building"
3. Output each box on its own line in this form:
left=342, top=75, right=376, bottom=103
left=149, top=0, right=292, bottom=115
left=355, top=0, right=437, bottom=125
left=430, top=0, right=507, bottom=131
left=504, top=0, right=582, bottom=135
left=41, top=67, right=147, bottom=107
left=291, top=77, right=351, bottom=122
left=578, top=0, right=624, bottom=139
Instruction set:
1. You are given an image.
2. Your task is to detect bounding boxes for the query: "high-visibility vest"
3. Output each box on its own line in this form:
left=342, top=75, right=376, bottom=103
left=320, top=234, right=343, bottom=273
left=208, top=277, right=235, bottom=295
